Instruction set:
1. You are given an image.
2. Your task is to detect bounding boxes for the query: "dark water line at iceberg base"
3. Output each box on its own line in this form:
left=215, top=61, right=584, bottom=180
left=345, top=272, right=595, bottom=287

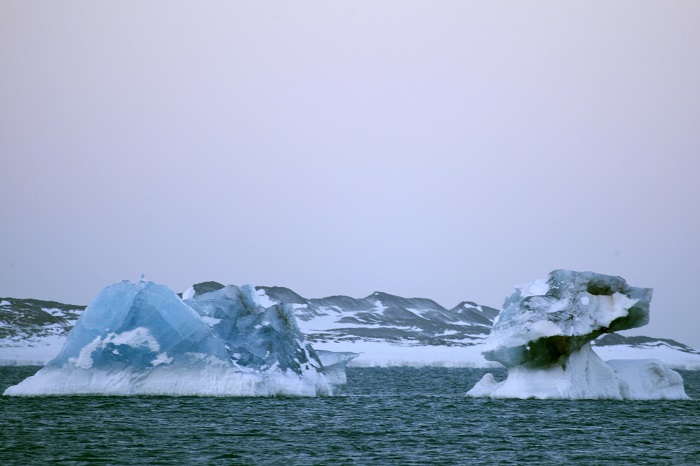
left=1, top=367, right=699, bottom=465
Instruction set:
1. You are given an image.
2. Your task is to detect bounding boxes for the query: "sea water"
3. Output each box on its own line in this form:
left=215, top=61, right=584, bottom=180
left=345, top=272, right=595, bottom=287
left=1, top=367, right=698, bottom=465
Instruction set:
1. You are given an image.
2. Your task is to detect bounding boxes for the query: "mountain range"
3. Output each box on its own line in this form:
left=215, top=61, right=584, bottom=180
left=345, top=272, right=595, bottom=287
left=1, top=281, right=699, bottom=369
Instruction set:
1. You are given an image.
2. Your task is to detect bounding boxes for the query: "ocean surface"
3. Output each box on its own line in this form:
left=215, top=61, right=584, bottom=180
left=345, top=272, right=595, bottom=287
left=1, top=367, right=698, bottom=465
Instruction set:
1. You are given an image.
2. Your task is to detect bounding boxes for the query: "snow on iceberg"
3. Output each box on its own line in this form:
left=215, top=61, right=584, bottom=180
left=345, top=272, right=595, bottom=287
left=467, top=270, right=689, bottom=400
left=4, top=280, right=355, bottom=396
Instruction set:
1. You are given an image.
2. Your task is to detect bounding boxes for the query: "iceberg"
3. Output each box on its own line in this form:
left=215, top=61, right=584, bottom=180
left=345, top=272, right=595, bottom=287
left=315, top=350, right=359, bottom=386
left=4, top=280, right=355, bottom=396
left=467, top=270, right=689, bottom=399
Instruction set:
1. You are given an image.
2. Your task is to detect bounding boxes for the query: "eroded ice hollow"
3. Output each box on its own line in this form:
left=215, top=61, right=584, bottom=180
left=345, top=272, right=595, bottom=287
left=4, top=280, right=356, bottom=396
left=467, top=270, right=689, bottom=400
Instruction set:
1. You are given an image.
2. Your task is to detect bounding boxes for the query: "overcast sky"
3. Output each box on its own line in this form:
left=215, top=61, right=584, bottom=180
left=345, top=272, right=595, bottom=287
left=2, top=2, right=699, bottom=348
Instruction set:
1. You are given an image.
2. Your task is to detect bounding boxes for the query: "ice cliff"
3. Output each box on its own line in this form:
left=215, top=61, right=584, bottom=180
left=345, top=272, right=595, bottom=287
left=4, top=280, right=355, bottom=396
left=467, top=270, right=689, bottom=400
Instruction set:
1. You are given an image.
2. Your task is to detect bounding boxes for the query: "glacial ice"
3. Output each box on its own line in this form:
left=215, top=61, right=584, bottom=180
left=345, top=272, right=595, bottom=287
left=183, top=284, right=332, bottom=377
left=315, top=350, right=360, bottom=386
left=467, top=270, right=689, bottom=399
left=4, top=280, right=355, bottom=396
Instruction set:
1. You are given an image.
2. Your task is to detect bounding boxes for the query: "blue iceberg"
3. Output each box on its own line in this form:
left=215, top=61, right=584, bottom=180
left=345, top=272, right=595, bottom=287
left=468, top=270, right=689, bottom=399
left=4, top=280, right=355, bottom=396
left=183, top=284, right=326, bottom=376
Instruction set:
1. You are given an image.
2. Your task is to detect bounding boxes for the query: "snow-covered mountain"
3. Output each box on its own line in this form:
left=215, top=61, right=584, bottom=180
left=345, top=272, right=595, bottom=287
left=255, top=286, right=499, bottom=347
left=0, top=297, right=84, bottom=365
left=2, top=283, right=699, bottom=369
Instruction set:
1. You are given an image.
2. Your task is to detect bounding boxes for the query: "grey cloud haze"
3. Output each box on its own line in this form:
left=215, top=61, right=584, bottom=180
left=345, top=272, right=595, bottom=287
left=2, top=2, right=699, bottom=347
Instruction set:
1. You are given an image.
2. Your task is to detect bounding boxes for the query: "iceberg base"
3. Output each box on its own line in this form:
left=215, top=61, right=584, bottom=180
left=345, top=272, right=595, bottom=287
left=467, top=344, right=689, bottom=400
left=3, top=364, right=335, bottom=397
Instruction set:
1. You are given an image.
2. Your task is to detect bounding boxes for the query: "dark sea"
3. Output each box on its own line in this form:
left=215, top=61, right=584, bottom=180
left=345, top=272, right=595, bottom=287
left=1, top=367, right=698, bottom=465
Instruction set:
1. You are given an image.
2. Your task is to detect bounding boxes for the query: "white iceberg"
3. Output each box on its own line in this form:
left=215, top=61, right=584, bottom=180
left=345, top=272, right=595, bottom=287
left=4, top=280, right=355, bottom=396
left=468, top=270, right=689, bottom=400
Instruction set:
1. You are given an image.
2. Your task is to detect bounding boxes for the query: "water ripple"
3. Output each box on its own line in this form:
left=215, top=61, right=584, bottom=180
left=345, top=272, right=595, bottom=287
left=1, top=367, right=698, bottom=465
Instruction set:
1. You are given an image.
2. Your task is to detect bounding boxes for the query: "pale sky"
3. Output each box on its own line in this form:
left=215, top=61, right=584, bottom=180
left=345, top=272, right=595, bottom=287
left=2, top=2, right=699, bottom=348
